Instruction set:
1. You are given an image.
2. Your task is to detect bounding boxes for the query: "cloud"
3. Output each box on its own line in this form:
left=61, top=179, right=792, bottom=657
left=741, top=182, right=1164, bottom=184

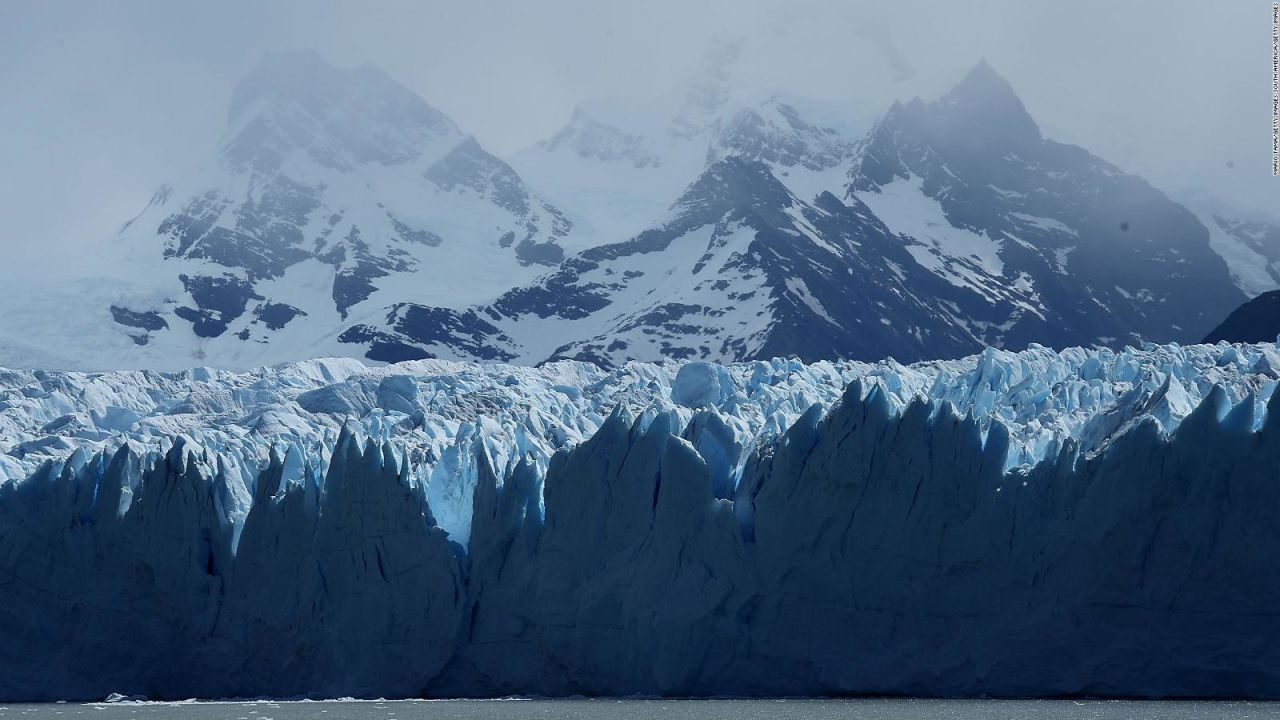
left=0, top=0, right=1270, bottom=267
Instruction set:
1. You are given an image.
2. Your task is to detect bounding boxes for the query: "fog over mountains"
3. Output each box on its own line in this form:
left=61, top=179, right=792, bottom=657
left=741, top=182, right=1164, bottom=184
left=0, top=50, right=1271, bottom=370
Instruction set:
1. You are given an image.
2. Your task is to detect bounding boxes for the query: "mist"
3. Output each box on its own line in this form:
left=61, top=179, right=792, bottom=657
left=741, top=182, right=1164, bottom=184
left=0, top=0, right=1270, bottom=266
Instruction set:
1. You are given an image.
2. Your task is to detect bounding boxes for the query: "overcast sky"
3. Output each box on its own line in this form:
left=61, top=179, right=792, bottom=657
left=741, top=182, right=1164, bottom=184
left=0, top=0, right=1271, bottom=263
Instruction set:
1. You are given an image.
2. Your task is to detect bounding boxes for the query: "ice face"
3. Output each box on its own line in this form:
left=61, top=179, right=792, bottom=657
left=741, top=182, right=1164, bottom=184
left=1, top=343, right=1277, bottom=540
left=2, top=342, right=1280, bottom=699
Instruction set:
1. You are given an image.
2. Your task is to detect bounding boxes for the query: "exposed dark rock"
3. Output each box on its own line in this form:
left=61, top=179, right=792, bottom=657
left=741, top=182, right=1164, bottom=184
left=252, top=302, right=307, bottom=331
left=110, top=306, right=168, bottom=332
left=1204, top=291, right=1280, bottom=344
left=173, top=274, right=263, bottom=338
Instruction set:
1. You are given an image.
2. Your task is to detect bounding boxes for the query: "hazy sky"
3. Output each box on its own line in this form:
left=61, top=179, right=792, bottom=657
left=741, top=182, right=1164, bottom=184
left=0, top=0, right=1271, bottom=264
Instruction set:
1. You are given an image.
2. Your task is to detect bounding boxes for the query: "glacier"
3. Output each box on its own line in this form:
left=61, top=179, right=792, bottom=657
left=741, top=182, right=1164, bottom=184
left=2, top=341, right=1280, bottom=699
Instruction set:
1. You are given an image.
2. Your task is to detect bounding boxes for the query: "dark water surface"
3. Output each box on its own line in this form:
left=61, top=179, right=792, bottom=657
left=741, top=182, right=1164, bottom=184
left=1, top=699, right=1278, bottom=720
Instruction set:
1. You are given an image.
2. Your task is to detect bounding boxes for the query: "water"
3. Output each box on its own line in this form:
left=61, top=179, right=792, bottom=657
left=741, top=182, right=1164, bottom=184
left=0, top=699, right=1278, bottom=720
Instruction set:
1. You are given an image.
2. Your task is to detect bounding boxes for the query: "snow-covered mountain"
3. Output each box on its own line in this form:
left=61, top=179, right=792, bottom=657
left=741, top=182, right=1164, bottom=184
left=846, top=60, right=1246, bottom=350
left=347, top=61, right=1250, bottom=366
left=507, top=94, right=863, bottom=254
left=4, top=341, right=1280, bottom=699
left=0, top=53, right=1267, bottom=371
left=343, top=155, right=988, bottom=364
left=0, top=51, right=578, bottom=369
left=128, top=51, right=578, bottom=333
left=507, top=36, right=871, bottom=249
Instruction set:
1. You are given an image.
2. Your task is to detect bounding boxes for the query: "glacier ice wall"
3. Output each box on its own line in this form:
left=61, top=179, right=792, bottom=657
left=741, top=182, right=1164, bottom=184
left=2, top=342, right=1280, bottom=699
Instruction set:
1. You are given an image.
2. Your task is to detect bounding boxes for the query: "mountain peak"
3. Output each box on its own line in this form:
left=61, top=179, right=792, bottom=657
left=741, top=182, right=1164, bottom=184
left=228, top=50, right=344, bottom=124
left=222, top=52, right=461, bottom=172
left=710, top=98, right=854, bottom=172
left=945, top=59, right=1017, bottom=106
left=542, top=106, right=659, bottom=167
left=673, top=156, right=797, bottom=220
left=936, top=59, right=1040, bottom=146
left=953, top=58, right=1004, bottom=92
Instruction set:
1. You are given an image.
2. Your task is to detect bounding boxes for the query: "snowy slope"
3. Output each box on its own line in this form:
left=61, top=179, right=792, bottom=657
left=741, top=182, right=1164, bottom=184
left=1194, top=209, right=1280, bottom=297
left=507, top=101, right=710, bottom=248
left=3, top=341, right=1280, bottom=699
left=340, top=156, right=1001, bottom=365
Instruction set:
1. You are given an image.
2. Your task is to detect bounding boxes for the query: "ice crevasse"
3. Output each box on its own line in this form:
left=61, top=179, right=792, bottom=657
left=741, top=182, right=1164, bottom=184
left=2, top=341, right=1280, bottom=699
